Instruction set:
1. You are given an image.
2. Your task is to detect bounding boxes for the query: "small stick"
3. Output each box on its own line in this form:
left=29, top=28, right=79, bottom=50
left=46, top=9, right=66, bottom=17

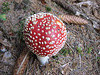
left=13, top=49, right=30, bottom=75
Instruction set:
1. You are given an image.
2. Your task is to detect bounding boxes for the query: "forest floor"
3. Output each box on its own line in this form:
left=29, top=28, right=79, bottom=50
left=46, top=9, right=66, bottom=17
left=0, top=0, right=100, bottom=75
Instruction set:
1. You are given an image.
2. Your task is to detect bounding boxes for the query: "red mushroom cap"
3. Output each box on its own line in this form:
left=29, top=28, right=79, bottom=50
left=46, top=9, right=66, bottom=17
left=24, top=13, right=67, bottom=57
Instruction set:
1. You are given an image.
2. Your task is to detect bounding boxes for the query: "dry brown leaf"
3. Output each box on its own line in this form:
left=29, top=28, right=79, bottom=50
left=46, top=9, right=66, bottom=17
left=40, top=0, right=46, bottom=5
left=13, top=49, right=30, bottom=75
left=58, top=15, right=88, bottom=25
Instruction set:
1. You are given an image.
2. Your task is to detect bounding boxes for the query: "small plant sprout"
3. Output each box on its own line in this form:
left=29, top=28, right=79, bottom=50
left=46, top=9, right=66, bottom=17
left=77, top=47, right=83, bottom=55
left=97, top=57, right=100, bottom=61
left=1, top=2, right=10, bottom=13
left=45, top=6, right=51, bottom=12
left=87, top=47, right=93, bottom=54
left=0, top=14, right=6, bottom=21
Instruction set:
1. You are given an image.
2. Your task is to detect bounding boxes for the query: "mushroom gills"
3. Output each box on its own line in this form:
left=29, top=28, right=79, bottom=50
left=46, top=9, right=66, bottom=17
left=37, top=55, right=49, bottom=66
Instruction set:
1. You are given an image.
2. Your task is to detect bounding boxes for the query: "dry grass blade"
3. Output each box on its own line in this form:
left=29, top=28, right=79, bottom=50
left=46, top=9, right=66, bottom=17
left=58, top=15, right=88, bottom=25
left=13, top=49, right=30, bottom=75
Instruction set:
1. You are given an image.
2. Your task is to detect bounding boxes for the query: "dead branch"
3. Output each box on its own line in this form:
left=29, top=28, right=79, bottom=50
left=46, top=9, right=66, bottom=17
left=51, top=0, right=78, bottom=14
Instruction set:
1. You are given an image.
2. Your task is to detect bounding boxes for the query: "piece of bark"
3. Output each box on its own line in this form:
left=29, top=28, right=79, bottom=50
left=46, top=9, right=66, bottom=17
left=13, top=49, right=30, bottom=75
left=58, top=15, right=88, bottom=25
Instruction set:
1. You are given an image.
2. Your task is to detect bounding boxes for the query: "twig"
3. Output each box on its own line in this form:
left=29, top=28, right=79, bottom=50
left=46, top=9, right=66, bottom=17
left=13, top=49, right=30, bottom=75
left=79, top=54, right=81, bottom=68
left=65, top=42, right=75, bottom=53
left=16, top=51, right=29, bottom=74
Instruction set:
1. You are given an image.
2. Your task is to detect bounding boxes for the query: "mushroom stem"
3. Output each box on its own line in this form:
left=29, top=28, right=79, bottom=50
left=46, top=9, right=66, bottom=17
left=37, top=55, right=49, bottom=66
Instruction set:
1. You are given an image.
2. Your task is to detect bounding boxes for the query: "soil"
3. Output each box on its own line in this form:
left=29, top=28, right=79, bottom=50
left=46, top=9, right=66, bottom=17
left=0, top=0, right=100, bottom=75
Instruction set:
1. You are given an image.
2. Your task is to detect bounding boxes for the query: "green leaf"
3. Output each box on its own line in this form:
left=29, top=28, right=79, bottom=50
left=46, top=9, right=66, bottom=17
left=45, top=6, right=51, bottom=12
left=0, top=14, right=6, bottom=21
left=68, top=49, right=72, bottom=54
left=2, top=2, right=10, bottom=13
left=97, top=57, right=100, bottom=60
left=77, top=47, right=82, bottom=53
left=96, top=57, right=100, bottom=61
left=87, top=47, right=93, bottom=53
left=2, top=2, right=9, bottom=7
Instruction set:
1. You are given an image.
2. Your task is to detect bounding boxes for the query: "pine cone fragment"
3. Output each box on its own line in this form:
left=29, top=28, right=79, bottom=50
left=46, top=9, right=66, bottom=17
left=58, top=15, right=88, bottom=25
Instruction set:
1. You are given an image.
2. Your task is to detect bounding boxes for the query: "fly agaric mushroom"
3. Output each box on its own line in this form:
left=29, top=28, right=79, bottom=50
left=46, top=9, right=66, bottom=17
left=23, top=13, right=67, bottom=65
